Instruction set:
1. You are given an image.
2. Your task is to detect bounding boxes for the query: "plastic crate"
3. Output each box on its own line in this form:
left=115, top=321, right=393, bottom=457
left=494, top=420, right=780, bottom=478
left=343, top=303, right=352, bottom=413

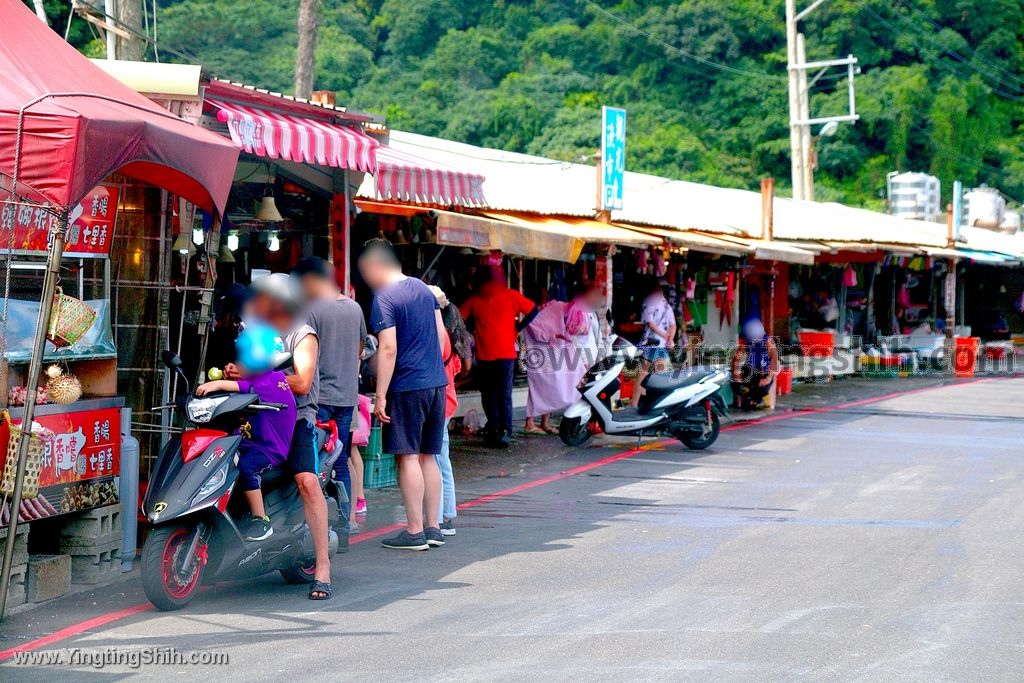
left=861, top=356, right=901, bottom=378
left=364, top=452, right=397, bottom=489
left=362, top=424, right=398, bottom=488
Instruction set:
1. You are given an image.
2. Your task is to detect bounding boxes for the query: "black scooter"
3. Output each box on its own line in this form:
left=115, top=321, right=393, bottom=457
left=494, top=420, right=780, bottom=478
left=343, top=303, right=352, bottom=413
left=140, top=351, right=341, bottom=610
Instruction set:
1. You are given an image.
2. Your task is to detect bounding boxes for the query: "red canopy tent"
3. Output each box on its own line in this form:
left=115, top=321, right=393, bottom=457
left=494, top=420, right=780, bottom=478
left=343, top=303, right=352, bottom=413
left=0, top=0, right=239, bottom=617
left=0, top=0, right=237, bottom=214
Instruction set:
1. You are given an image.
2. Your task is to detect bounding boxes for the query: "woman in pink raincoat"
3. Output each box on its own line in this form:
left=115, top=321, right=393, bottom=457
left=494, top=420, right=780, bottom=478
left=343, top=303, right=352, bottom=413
left=522, top=285, right=604, bottom=434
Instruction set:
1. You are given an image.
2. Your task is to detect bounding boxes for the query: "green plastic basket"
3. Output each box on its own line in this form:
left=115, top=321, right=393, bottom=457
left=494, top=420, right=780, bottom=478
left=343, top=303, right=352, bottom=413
left=362, top=424, right=398, bottom=489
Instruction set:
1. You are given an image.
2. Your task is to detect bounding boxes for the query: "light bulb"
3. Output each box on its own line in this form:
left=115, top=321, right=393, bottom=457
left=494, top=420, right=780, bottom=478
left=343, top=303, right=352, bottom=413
left=269, top=233, right=280, bottom=252
left=227, top=233, right=239, bottom=251
left=192, top=227, right=204, bottom=245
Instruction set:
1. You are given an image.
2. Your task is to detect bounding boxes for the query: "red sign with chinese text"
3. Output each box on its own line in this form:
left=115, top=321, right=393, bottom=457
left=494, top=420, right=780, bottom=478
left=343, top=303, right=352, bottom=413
left=4, top=407, right=121, bottom=488
left=0, top=185, right=119, bottom=257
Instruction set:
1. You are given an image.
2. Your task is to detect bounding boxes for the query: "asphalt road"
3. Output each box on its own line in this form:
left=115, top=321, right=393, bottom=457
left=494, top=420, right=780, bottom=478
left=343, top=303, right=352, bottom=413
left=3, top=377, right=1024, bottom=681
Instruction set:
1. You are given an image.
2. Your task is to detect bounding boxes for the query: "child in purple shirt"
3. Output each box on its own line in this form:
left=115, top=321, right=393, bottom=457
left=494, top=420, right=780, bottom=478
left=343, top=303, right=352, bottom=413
left=197, top=325, right=297, bottom=541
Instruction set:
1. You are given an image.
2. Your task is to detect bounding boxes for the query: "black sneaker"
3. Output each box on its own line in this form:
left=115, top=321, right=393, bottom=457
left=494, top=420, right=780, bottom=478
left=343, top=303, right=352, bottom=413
left=242, top=514, right=273, bottom=541
left=425, top=527, right=445, bottom=547
left=381, top=530, right=429, bottom=551
left=440, top=518, right=456, bottom=536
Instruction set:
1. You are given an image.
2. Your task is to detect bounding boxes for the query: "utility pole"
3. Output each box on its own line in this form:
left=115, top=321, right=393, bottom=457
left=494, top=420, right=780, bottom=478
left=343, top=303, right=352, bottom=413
left=104, top=0, right=117, bottom=59
left=785, top=0, right=805, bottom=201
left=785, top=0, right=859, bottom=201
left=116, top=0, right=145, bottom=61
left=294, top=0, right=319, bottom=99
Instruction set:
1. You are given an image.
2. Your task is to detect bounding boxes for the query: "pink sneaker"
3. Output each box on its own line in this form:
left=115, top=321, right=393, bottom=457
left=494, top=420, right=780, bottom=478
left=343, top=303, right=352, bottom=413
left=355, top=497, right=367, bottom=514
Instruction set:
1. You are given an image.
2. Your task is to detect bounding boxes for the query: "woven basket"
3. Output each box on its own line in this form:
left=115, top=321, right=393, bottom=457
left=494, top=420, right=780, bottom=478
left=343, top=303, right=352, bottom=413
left=1, top=421, right=50, bottom=500
left=47, top=288, right=97, bottom=348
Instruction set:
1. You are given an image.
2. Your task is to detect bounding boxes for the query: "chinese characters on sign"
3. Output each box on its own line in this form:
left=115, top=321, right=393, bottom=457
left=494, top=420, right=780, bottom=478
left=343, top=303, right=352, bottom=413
left=600, top=106, right=626, bottom=211
left=17, top=407, right=122, bottom=488
left=0, top=185, right=119, bottom=257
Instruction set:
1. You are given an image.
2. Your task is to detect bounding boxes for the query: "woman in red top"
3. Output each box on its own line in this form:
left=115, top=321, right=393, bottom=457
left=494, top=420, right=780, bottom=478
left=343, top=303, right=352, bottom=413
left=429, top=286, right=472, bottom=535
left=460, top=267, right=538, bottom=448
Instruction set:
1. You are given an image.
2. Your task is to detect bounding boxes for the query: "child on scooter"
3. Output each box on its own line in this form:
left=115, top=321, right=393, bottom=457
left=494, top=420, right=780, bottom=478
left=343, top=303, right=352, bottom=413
left=196, top=324, right=297, bottom=541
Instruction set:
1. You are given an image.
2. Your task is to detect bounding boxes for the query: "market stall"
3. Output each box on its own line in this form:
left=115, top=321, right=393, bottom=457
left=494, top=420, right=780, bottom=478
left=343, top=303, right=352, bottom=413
left=0, top=0, right=237, bottom=616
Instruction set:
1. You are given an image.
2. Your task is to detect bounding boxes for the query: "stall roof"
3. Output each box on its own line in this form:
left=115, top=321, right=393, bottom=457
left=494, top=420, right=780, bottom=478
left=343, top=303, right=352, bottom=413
left=621, top=225, right=751, bottom=257
left=373, top=145, right=486, bottom=207
left=0, top=0, right=237, bottom=213
left=208, top=98, right=378, bottom=173
left=481, top=212, right=656, bottom=248
left=708, top=235, right=818, bottom=265
left=434, top=210, right=584, bottom=263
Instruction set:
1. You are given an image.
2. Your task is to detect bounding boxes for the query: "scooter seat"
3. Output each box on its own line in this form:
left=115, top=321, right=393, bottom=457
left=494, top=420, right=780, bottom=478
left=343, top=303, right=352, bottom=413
left=642, top=368, right=716, bottom=393
left=259, top=466, right=292, bottom=491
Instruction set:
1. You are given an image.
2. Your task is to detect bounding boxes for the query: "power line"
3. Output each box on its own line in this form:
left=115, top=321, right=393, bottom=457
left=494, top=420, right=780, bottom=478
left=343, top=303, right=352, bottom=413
left=895, top=0, right=1023, bottom=92
left=908, top=120, right=1013, bottom=179
left=862, top=5, right=1024, bottom=102
left=578, top=0, right=784, bottom=82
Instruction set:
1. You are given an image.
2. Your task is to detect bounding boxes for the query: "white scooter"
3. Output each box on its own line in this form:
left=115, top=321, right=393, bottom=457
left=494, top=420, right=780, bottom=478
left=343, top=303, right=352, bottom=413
left=559, top=336, right=730, bottom=450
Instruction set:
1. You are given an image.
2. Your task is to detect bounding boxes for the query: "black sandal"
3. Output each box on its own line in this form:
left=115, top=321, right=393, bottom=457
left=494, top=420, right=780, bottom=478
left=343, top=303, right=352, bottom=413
left=309, top=580, right=332, bottom=600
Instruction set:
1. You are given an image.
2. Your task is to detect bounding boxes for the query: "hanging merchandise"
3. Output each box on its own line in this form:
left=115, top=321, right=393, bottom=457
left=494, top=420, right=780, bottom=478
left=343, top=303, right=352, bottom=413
left=47, top=288, right=98, bottom=348
left=897, top=284, right=911, bottom=308
left=842, top=265, right=858, bottom=288
left=46, top=364, right=82, bottom=405
left=635, top=248, right=649, bottom=273
left=685, top=274, right=697, bottom=300
left=653, top=250, right=667, bottom=277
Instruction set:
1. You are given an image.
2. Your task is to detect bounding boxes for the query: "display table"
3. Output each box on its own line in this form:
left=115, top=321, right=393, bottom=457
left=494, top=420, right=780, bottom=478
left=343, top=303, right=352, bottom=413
left=782, top=348, right=858, bottom=379
left=2, top=397, right=123, bottom=521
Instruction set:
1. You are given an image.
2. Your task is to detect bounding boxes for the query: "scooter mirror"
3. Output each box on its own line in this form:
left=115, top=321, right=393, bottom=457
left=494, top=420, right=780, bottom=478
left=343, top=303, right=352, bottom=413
left=161, top=350, right=183, bottom=369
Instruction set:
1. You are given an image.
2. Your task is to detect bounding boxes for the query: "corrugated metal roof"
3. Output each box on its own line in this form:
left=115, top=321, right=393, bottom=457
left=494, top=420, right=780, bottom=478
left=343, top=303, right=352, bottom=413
left=365, top=131, right=1024, bottom=260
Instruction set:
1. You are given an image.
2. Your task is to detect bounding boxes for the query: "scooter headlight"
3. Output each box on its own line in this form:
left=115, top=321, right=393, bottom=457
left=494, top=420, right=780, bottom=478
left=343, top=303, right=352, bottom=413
left=193, top=463, right=228, bottom=505
left=186, top=395, right=230, bottom=423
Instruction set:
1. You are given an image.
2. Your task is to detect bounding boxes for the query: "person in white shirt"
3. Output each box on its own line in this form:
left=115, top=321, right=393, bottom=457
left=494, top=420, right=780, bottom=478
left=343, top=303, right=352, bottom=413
left=636, top=281, right=676, bottom=400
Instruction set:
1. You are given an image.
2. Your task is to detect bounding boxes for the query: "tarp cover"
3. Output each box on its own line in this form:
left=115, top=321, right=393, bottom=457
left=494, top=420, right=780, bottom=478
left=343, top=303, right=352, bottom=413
left=0, top=0, right=237, bottom=213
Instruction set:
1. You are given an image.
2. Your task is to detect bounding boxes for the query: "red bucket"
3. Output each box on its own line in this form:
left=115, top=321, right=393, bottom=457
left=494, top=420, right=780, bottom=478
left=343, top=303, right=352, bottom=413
left=798, top=330, right=835, bottom=357
left=776, top=368, right=793, bottom=395
left=953, top=337, right=980, bottom=378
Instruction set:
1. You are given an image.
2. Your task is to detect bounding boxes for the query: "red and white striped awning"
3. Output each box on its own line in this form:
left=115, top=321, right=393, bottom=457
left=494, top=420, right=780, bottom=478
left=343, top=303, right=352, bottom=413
left=209, top=99, right=377, bottom=173
left=374, top=146, right=486, bottom=207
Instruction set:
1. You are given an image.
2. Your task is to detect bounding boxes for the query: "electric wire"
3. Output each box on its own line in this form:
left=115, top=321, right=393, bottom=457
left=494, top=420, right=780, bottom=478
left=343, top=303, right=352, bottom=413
left=863, top=5, right=1024, bottom=102
left=578, top=0, right=784, bottom=82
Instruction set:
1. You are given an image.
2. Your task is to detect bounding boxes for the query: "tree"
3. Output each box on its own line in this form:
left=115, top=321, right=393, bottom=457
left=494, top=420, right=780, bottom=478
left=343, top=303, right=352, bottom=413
left=295, top=0, right=319, bottom=99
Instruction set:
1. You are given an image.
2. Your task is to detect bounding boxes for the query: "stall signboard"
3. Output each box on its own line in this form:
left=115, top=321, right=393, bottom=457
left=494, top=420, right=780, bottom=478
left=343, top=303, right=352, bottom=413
left=1, top=406, right=121, bottom=521
left=0, top=184, right=119, bottom=258
left=600, top=106, right=626, bottom=211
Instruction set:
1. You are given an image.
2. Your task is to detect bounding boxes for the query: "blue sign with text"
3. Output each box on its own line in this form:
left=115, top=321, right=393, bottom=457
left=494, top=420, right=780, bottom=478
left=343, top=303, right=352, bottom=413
left=601, top=106, right=626, bottom=211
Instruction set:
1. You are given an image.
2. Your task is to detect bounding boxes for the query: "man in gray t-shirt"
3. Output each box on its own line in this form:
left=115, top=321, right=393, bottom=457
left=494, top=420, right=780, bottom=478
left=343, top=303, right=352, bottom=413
left=239, top=272, right=332, bottom=597
left=295, top=258, right=367, bottom=546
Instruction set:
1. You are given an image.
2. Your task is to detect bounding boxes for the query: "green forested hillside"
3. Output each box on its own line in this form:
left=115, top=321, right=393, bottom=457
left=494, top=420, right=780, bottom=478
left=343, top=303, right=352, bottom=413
left=38, top=0, right=1024, bottom=208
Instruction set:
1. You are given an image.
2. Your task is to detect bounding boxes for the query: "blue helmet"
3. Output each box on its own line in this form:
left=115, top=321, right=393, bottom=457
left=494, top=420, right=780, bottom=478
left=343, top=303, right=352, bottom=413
left=235, top=324, right=282, bottom=373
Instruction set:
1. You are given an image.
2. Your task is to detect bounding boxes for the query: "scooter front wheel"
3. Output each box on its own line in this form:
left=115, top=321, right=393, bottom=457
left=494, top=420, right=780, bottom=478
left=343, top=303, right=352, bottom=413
left=141, top=524, right=206, bottom=611
left=559, top=416, right=593, bottom=447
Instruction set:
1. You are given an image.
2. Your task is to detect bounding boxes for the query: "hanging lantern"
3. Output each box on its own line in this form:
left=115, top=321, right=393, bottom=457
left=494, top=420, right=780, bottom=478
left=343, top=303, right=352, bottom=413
left=268, top=233, right=280, bottom=252
left=171, top=232, right=195, bottom=256
left=255, top=186, right=284, bottom=222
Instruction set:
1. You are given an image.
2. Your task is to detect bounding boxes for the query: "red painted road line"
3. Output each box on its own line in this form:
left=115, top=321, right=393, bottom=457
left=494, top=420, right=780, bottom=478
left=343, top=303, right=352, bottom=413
left=0, top=377, right=1002, bottom=660
left=0, top=604, right=153, bottom=660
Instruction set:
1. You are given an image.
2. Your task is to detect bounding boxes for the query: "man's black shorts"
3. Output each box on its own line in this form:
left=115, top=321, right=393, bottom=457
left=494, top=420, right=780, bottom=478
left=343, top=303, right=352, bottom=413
left=383, top=386, right=445, bottom=456
left=288, top=418, right=319, bottom=475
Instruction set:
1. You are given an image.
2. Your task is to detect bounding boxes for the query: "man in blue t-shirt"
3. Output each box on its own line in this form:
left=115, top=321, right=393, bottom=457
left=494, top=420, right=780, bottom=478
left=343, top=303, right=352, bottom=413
left=359, top=239, right=448, bottom=551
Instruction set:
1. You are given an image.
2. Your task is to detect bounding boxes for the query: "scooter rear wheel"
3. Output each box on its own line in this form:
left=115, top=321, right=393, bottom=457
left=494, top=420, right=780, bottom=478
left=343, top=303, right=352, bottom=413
left=559, top=416, right=593, bottom=447
left=142, top=524, right=205, bottom=611
left=280, top=561, right=317, bottom=585
left=678, top=412, right=720, bottom=450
